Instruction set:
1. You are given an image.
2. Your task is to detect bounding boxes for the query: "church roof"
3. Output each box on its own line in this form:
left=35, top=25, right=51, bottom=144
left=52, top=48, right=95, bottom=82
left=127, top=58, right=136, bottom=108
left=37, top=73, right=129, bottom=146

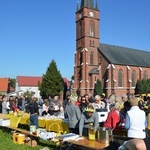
left=99, top=43, right=150, bottom=67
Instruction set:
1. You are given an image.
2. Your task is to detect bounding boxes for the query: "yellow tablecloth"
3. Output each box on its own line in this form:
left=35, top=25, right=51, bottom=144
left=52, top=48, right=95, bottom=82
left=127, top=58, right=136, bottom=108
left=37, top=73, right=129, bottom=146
left=0, top=113, right=69, bottom=134
left=38, top=118, right=69, bottom=134
left=19, top=117, right=30, bottom=125
left=0, top=114, right=21, bottom=128
left=38, top=118, right=46, bottom=128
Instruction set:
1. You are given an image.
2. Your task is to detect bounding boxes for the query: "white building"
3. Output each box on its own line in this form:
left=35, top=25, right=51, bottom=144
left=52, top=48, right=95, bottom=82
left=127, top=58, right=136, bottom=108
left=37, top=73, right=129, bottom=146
left=15, top=76, right=42, bottom=98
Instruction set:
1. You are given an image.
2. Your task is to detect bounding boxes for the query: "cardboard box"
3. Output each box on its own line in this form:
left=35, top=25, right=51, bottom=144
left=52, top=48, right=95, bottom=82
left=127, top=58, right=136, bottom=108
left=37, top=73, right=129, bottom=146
left=24, top=137, right=37, bottom=147
left=0, top=118, right=10, bottom=126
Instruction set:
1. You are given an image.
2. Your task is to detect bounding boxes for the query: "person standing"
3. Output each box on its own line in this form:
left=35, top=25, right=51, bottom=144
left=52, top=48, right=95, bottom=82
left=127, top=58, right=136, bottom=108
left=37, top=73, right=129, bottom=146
left=124, top=93, right=147, bottom=139
left=29, top=97, right=39, bottom=129
left=42, top=99, right=50, bottom=116
left=103, top=101, right=124, bottom=129
left=79, top=104, right=99, bottom=137
left=64, top=96, right=81, bottom=134
left=92, top=95, right=106, bottom=109
left=75, top=96, right=81, bottom=106
left=18, top=94, right=25, bottom=111
left=2, top=95, right=9, bottom=114
left=48, top=95, right=62, bottom=116
left=38, top=98, right=43, bottom=116
left=8, top=95, right=13, bottom=112
left=25, top=95, right=30, bottom=113
left=121, top=94, right=131, bottom=117
left=0, top=94, right=3, bottom=113
left=78, top=96, right=88, bottom=113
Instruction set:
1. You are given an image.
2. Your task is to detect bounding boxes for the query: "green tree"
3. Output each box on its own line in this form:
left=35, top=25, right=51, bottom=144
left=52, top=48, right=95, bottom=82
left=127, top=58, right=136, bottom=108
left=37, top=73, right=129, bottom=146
left=135, top=79, right=143, bottom=94
left=147, top=78, right=150, bottom=93
left=39, top=59, right=63, bottom=99
left=24, top=91, right=34, bottom=98
left=141, top=79, right=149, bottom=94
left=94, top=79, right=103, bottom=96
left=9, top=78, right=16, bottom=88
left=135, top=79, right=150, bottom=95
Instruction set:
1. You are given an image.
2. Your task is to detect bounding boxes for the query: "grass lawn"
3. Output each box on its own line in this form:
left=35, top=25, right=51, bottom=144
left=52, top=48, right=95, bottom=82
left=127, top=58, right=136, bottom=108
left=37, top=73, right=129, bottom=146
left=0, top=128, right=60, bottom=150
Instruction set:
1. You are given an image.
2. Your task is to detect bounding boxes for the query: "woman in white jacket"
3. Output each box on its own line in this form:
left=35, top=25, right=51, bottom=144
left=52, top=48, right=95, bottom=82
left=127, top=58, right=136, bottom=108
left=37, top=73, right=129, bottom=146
left=124, top=93, right=147, bottom=139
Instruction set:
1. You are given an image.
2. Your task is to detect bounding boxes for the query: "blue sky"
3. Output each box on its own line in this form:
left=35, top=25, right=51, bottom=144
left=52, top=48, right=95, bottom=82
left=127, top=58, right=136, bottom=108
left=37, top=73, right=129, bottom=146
left=0, top=0, right=150, bottom=81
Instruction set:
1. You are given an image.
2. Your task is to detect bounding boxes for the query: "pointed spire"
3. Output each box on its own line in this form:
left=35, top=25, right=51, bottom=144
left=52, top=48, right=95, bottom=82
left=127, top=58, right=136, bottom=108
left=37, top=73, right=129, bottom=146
left=95, top=0, right=99, bottom=10
left=76, top=1, right=80, bottom=12
left=80, top=0, right=94, bottom=9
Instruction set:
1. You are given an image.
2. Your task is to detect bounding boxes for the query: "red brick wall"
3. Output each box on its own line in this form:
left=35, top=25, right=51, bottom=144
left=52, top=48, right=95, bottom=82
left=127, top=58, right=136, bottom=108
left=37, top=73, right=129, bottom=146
left=73, top=5, right=150, bottom=98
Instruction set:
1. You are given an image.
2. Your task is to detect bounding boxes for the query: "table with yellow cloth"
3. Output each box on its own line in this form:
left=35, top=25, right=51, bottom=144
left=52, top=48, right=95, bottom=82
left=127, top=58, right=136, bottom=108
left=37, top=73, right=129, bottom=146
left=0, top=113, right=21, bottom=128
left=19, top=114, right=30, bottom=125
left=38, top=117, right=69, bottom=134
left=0, top=113, right=69, bottom=134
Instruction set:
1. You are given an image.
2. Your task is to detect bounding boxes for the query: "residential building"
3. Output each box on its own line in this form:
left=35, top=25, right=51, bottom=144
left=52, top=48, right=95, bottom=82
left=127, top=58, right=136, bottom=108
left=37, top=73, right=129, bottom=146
left=0, top=77, right=9, bottom=94
left=15, top=76, right=42, bottom=98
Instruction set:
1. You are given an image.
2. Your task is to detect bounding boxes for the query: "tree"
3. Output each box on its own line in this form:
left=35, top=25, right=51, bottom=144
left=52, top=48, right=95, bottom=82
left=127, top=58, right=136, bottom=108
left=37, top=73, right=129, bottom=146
left=135, top=79, right=142, bottom=94
left=39, top=59, right=63, bottom=99
left=135, top=79, right=150, bottom=95
left=94, top=79, right=103, bottom=96
left=9, top=78, right=16, bottom=88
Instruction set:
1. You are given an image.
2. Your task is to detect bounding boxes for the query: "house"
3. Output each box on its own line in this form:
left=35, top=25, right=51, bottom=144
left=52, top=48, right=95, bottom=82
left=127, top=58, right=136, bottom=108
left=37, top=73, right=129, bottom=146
left=15, top=76, right=71, bottom=99
left=15, top=76, right=42, bottom=98
left=73, top=0, right=150, bottom=97
left=0, top=77, right=9, bottom=94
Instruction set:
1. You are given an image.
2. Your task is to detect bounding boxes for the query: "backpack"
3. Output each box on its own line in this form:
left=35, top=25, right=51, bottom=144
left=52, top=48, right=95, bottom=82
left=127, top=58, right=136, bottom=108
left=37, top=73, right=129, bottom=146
left=38, top=99, right=43, bottom=106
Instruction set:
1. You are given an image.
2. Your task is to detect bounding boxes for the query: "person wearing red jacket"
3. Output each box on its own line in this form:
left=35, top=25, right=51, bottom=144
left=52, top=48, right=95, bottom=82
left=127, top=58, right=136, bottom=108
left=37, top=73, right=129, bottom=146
left=103, top=101, right=124, bottom=129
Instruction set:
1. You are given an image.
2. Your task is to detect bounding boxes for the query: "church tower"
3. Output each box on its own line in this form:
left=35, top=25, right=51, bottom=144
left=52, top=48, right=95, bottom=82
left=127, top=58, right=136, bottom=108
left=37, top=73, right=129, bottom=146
left=73, top=0, right=100, bottom=96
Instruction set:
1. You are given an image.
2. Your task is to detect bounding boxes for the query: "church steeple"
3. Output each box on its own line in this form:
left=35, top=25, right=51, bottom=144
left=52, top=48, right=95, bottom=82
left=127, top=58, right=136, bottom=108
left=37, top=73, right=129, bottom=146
left=76, top=0, right=99, bottom=12
left=76, top=1, right=80, bottom=12
left=95, top=0, right=99, bottom=10
left=74, top=0, right=100, bottom=96
left=80, top=0, right=94, bottom=9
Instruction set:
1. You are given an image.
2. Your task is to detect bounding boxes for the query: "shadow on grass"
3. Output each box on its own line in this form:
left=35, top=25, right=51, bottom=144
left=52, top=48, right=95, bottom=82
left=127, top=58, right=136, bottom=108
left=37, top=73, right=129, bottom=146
left=0, top=126, right=61, bottom=150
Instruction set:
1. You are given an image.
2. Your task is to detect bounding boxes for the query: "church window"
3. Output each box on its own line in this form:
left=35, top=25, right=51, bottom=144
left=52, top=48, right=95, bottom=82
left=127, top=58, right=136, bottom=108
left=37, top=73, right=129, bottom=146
left=143, top=71, right=147, bottom=79
left=90, top=40, right=95, bottom=47
left=79, top=22, right=82, bottom=37
left=78, top=68, right=82, bottom=81
left=98, top=56, right=101, bottom=64
left=131, top=70, right=136, bottom=87
left=90, top=52, right=94, bottom=65
left=89, top=21, right=95, bottom=37
left=118, top=69, right=123, bottom=87
left=90, top=40, right=92, bottom=46
left=80, top=52, right=83, bottom=65
left=95, top=76, right=97, bottom=82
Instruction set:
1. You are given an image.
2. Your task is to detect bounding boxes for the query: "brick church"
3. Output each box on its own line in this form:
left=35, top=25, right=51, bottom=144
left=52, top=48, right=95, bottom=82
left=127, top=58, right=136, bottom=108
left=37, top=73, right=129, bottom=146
left=73, top=0, right=150, bottom=97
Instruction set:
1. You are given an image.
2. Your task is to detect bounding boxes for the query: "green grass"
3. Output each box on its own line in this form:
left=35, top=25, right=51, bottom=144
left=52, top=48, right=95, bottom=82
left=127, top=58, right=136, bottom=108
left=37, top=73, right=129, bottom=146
left=0, top=128, right=60, bottom=150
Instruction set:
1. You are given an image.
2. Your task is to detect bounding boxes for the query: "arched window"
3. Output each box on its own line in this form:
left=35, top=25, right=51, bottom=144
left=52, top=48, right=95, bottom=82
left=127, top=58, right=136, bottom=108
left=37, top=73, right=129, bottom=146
left=90, top=40, right=92, bottom=46
left=80, top=52, right=83, bottom=65
left=89, top=21, right=95, bottom=37
left=143, top=71, right=147, bottom=79
left=118, top=69, right=123, bottom=87
left=93, top=41, right=94, bottom=46
left=98, top=56, right=101, bottom=64
left=90, top=52, right=94, bottom=65
left=132, top=70, right=136, bottom=87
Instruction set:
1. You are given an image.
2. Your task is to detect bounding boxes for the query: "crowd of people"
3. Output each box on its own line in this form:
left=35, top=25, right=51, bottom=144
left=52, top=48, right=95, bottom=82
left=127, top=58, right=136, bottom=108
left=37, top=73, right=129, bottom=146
left=0, top=92, right=150, bottom=149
